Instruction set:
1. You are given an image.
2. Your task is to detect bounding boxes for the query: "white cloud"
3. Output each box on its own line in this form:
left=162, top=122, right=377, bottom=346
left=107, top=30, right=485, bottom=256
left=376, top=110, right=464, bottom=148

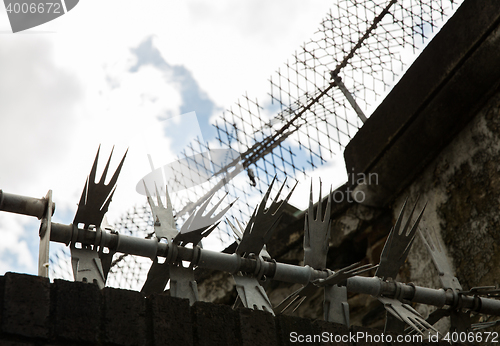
left=0, top=1, right=342, bottom=278
left=0, top=36, right=82, bottom=194
left=0, top=213, right=38, bottom=275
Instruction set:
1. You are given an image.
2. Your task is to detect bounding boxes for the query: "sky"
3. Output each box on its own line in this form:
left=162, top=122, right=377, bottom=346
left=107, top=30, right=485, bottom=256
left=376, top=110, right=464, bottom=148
left=0, top=1, right=344, bottom=276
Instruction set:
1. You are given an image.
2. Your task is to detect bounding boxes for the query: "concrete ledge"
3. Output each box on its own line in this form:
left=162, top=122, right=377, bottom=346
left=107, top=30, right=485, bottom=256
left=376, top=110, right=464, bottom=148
left=344, top=0, right=500, bottom=206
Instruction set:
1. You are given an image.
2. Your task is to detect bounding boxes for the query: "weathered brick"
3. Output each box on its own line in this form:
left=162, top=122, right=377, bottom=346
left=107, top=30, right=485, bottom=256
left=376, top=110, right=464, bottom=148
left=238, top=308, right=277, bottom=346
left=52, top=279, right=100, bottom=343
left=150, top=294, right=193, bottom=346
left=2, top=273, right=50, bottom=339
left=312, top=320, right=350, bottom=346
left=0, top=340, right=35, bottom=346
left=276, top=314, right=316, bottom=346
left=103, top=287, right=147, bottom=346
left=192, top=301, right=239, bottom=346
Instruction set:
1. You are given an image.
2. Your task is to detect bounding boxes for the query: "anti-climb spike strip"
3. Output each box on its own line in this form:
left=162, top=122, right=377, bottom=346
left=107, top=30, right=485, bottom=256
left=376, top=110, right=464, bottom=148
left=68, top=146, right=128, bottom=289
left=2, top=178, right=500, bottom=340
left=73, top=146, right=128, bottom=229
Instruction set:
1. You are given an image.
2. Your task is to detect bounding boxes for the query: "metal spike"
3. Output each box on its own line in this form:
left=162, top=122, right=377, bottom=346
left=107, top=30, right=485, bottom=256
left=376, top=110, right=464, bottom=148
left=236, top=179, right=297, bottom=257
left=379, top=296, right=438, bottom=336
left=303, top=180, right=331, bottom=270
left=143, top=181, right=177, bottom=240
left=227, top=218, right=243, bottom=242
left=180, top=192, right=233, bottom=234
left=73, top=146, right=128, bottom=229
left=175, top=222, right=220, bottom=247
left=174, top=192, right=236, bottom=246
left=420, top=227, right=462, bottom=290
left=376, top=198, right=425, bottom=280
left=275, top=283, right=317, bottom=314
left=141, top=257, right=170, bottom=296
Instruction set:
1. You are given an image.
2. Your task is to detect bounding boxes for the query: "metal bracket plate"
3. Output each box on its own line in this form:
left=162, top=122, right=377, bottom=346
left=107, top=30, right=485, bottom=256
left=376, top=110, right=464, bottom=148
left=38, top=190, right=52, bottom=277
left=169, top=265, right=199, bottom=305
left=141, top=257, right=170, bottom=296
left=233, top=275, right=274, bottom=315
left=70, top=245, right=106, bottom=289
left=324, top=284, right=350, bottom=326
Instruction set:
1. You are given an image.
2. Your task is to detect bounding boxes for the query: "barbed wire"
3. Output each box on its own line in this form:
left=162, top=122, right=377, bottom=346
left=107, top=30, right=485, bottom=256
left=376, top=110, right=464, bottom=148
left=50, top=0, right=463, bottom=289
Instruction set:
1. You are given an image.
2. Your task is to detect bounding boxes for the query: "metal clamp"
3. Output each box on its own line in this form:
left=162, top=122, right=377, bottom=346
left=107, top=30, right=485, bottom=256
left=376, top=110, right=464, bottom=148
left=191, top=245, right=202, bottom=267
left=165, top=239, right=178, bottom=264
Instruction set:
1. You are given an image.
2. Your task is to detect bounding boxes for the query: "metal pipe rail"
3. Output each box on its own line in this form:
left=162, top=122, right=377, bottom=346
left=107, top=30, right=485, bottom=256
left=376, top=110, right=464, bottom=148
left=2, top=190, right=500, bottom=317
left=47, top=222, right=500, bottom=317
left=0, top=190, right=55, bottom=219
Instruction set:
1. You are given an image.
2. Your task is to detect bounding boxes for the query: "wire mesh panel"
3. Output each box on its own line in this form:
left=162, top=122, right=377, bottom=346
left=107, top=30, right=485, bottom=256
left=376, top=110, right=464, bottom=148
left=50, top=0, right=463, bottom=289
left=105, top=205, right=155, bottom=290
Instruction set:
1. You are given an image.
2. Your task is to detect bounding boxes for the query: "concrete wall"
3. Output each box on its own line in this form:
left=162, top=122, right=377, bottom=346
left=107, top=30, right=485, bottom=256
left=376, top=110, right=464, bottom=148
left=393, top=85, right=500, bottom=327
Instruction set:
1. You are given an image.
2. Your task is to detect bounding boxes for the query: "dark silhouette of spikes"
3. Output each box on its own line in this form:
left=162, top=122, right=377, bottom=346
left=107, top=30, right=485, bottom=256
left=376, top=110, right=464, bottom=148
left=236, top=176, right=297, bottom=257
left=73, top=146, right=128, bottom=229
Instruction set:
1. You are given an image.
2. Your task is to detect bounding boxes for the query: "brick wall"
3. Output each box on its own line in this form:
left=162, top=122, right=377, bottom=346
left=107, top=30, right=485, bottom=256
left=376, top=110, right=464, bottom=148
left=0, top=272, right=451, bottom=346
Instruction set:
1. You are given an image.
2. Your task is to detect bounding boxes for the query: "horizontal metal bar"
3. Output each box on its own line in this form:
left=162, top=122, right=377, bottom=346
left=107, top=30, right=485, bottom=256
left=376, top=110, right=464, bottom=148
left=46, top=223, right=500, bottom=317
left=273, top=263, right=329, bottom=284
left=0, top=190, right=55, bottom=220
